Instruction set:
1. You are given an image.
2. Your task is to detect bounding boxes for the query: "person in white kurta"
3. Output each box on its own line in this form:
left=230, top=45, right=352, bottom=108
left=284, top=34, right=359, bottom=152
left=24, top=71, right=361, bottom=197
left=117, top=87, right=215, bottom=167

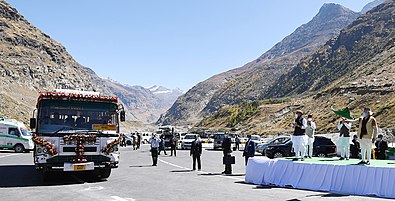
left=305, top=115, right=316, bottom=158
left=292, top=110, right=308, bottom=161
left=338, top=118, right=352, bottom=160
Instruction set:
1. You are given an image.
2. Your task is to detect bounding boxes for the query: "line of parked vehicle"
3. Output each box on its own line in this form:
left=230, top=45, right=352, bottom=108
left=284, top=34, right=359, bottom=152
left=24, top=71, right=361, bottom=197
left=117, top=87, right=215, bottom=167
left=120, top=130, right=338, bottom=159
left=257, top=136, right=337, bottom=158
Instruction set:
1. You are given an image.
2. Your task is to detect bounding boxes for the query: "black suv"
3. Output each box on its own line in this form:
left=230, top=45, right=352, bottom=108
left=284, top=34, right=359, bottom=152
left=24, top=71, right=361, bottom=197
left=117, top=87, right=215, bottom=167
left=265, top=136, right=336, bottom=159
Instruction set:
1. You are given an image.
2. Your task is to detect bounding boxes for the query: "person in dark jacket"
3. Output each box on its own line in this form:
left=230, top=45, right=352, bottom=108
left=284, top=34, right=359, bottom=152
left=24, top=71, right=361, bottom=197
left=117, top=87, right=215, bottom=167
left=158, top=135, right=167, bottom=155
left=235, top=135, right=241, bottom=151
left=170, top=134, right=177, bottom=157
left=222, top=135, right=232, bottom=174
left=190, top=135, right=202, bottom=171
left=137, top=133, right=141, bottom=149
left=375, top=134, right=388, bottom=160
left=243, top=135, right=255, bottom=166
left=350, top=135, right=360, bottom=159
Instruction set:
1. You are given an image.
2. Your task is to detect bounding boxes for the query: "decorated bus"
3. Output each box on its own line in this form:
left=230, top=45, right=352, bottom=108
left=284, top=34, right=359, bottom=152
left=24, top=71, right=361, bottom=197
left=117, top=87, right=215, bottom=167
left=29, top=89, right=125, bottom=179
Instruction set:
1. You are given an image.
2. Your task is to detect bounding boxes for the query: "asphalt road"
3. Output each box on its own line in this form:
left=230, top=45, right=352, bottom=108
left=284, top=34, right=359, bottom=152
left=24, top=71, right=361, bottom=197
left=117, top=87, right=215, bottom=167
left=0, top=145, right=389, bottom=201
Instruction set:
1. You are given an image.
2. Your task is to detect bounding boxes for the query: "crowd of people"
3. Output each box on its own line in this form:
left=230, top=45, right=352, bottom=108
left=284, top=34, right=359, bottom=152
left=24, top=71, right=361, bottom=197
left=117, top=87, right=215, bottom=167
left=128, top=106, right=390, bottom=172
left=120, top=133, right=142, bottom=150
left=147, top=132, right=255, bottom=174
left=291, top=107, right=390, bottom=165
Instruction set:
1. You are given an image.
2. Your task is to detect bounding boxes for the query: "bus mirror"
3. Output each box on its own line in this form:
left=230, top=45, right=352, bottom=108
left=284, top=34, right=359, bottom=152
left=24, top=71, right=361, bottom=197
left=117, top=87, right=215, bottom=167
left=120, top=111, right=126, bottom=122
left=30, top=118, right=36, bottom=129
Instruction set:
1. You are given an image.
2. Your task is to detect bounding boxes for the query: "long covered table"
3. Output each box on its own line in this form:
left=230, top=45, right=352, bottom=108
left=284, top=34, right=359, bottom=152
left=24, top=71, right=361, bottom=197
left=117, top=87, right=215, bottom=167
left=245, top=157, right=395, bottom=198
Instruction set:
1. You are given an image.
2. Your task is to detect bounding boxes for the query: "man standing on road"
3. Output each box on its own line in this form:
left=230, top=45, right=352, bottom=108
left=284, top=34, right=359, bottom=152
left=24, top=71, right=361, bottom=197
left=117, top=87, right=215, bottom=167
left=235, top=135, right=241, bottom=151
left=190, top=135, right=202, bottom=171
left=137, top=133, right=141, bottom=150
left=291, top=110, right=307, bottom=161
left=170, top=134, right=177, bottom=157
left=158, top=135, right=167, bottom=155
left=375, top=134, right=388, bottom=160
left=243, top=135, right=255, bottom=166
left=357, top=107, right=378, bottom=165
left=222, top=134, right=232, bottom=174
left=150, top=134, right=160, bottom=166
left=305, top=115, right=316, bottom=159
left=338, top=117, right=352, bottom=160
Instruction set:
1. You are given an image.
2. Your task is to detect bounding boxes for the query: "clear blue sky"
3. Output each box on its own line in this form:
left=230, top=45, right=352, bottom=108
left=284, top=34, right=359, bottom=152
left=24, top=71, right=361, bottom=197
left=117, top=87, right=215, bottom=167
left=7, top=0, right=372, bottom=91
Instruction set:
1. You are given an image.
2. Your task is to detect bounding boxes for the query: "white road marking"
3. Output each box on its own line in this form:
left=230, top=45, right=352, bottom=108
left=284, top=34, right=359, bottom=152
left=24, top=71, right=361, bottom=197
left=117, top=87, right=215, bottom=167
left=83, top=186, right=104, bottom=191
left=0, top=153, right=22, bottom=158
left=158, top=158, right=241, bottom=180
left=158, top=158, right=189, bottom=170
left=110, top=196, right=135, bottom=201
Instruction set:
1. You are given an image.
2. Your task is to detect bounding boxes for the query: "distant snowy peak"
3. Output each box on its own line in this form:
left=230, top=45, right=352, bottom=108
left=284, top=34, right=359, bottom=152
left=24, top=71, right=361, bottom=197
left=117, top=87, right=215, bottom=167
left=147, top=85, right=183, bottom=94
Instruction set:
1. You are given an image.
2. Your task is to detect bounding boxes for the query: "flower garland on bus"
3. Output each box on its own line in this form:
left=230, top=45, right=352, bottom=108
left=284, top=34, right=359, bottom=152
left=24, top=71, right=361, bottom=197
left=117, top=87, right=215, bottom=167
left=38, top=92, right=118, bottom=104
left=32, top=134, right=58, bottom=156
left=102, top=137, right=122, bottom=154
left=63, top=134, right=97, bottom=163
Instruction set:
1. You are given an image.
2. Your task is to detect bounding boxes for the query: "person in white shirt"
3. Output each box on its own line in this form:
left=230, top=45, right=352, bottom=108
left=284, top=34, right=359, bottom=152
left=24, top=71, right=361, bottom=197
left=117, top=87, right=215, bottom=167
left=150, top=134, right=160, bottom=166
left=291, top=110, right=308, bottom=161
left=305, top=114, right=316, bottom=158
left=337, top=117, right=352, bottom=160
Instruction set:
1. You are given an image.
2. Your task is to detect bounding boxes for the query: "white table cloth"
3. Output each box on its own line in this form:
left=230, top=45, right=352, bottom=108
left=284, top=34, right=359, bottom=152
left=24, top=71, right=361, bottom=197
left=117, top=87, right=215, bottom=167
left=245, top=157, right=395, bottom=198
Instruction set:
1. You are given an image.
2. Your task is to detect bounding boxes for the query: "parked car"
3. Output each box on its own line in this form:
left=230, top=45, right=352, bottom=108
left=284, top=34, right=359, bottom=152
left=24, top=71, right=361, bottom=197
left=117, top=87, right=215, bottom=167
left=213, top=132, right=226, bottom=149
left=181, top=134, right=197, bottom=149
left=250, top=135, right=264, bottom=146
left=124, top=135, right=134, bottom=146
left=141, top=133, right=151, bottom=144
left=256, top=136, right=290, bottom=155
left=265, top=136, right=336, bottom=159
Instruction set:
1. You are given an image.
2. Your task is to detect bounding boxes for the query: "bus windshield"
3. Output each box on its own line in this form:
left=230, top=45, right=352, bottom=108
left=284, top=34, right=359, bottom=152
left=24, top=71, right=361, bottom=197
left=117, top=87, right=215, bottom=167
left=38, top=99, right=119, bottom=134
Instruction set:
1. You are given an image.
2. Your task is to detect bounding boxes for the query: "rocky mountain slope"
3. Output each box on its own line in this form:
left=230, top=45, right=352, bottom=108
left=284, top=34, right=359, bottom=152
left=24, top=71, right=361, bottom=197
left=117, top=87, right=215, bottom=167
left=198, top=1, right=395, bottom=134
left=159, top=3, right=360, bottom=126
left=265, top=2, right=395, bottom=98
left=0, top=0, right=181, bottom=125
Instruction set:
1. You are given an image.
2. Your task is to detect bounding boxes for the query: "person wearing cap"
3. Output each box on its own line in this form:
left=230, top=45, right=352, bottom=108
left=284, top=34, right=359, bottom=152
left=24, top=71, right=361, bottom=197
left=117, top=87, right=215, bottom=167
left=305, top=114, right=316, bottom=158
left=150, top=134, right=161, bottom=166
left=338, top=117, right=352, bottom=160
left=356, top=107, right=378, bottom=165
left=375, top=134, right=388, bottom=160
left=291, top=110, right=308, bottom=161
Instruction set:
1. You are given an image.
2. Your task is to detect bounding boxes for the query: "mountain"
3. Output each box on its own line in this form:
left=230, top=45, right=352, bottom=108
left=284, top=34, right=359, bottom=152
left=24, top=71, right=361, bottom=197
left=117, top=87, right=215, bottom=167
left=199, top=1, right=395, bottom=134
left=265, top=2, right=394, bottom=98
left=0, top=0, right=181, bottom=126
left=361, top=0, right=385, bottom=13
left=158, top=3, right=360, bottom=126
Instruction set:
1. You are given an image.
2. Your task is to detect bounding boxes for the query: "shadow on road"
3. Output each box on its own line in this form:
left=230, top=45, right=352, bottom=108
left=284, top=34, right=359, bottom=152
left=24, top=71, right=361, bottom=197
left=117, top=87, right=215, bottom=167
left=199, top=173, right=245, bottom=176
left=204, top=149, right=222, bottom=152
left=129, top=165, right=154, bottom=168
left=170, top=170, right=194, bottom=173
left=305, top=193, right=350, bottom=198
left=0, top=150, right=22, bottom=154
left=0, top=165, right=104, bottom=188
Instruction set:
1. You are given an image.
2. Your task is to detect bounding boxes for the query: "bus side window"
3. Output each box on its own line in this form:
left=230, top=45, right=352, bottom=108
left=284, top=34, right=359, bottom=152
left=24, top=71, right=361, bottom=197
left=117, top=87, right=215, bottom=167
left=9, top=128, right=19, bottom=136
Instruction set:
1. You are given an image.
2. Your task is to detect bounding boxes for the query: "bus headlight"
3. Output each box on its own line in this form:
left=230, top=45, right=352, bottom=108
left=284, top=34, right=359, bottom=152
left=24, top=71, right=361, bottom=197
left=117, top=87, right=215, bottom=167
left=42, top=148, right=48, bottom=154
left=114, top=146, right=119, bottom=152
left=37, top=147, right=42, bottom=154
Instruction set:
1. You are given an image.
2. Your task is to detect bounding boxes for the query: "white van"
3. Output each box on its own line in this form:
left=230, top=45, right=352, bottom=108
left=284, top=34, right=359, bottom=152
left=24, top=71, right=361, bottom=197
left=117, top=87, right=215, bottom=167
left=0, top=118, right=34, bottom=152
